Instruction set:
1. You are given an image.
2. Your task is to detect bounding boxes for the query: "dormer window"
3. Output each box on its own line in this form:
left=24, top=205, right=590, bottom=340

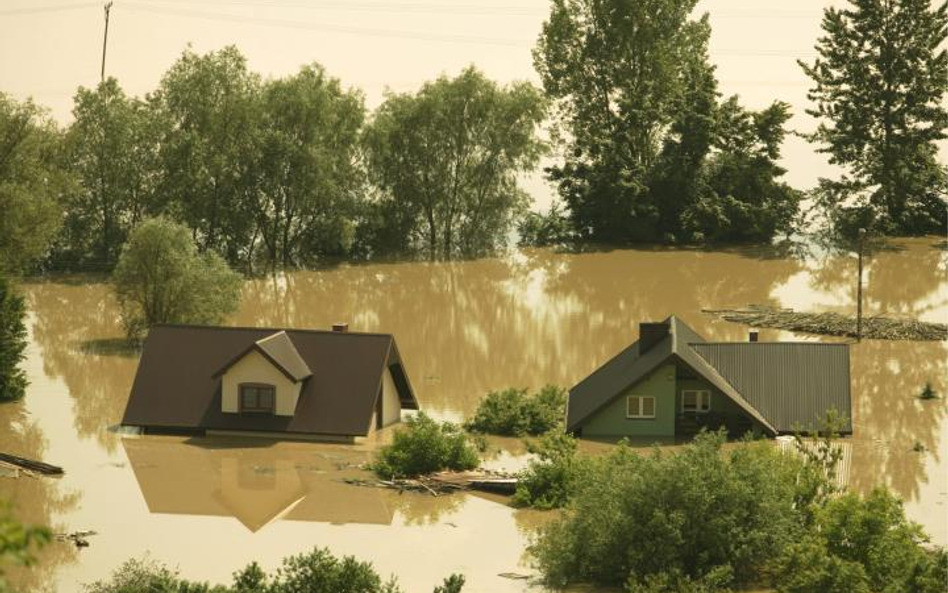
left=240, top=384, right=275, bottom=414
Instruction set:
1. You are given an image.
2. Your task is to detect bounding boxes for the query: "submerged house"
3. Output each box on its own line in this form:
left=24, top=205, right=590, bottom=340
left=567, top=316, right=852, bottom=439
left=122, top=324, right=419, bottom=442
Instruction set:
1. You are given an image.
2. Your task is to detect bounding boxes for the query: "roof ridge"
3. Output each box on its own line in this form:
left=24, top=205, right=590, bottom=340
left=691, top=341, right=849, bottom=346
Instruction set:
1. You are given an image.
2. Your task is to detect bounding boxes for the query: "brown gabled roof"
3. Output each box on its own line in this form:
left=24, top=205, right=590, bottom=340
left=567, top=316, right=852, bottom=436
left=215, top=330, right=312, bottom=382
left=122, top=325, right=419, bottom=437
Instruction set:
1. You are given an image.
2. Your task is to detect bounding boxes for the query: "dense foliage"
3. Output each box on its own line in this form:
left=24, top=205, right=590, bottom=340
left=0, top=502, right=50, bottom=593
left=800, top=0, right=948, bottom=239
left=0, top=94, right=72, bottom=275
left=371, top=412, right=480, bottom=478
left=526, top=431, right=947, bottom=592
left=362, top=67, right=546, bottom=259
left=0, top=275, right=28, bottom=401
left=464, top=385, right=566, bottom=436
left=516, top=202, right=574, bottom=248
left=112, top=217, right=242, bottom=338
left=82, top=548, right=466, bottom=593
left=511, top=431, right=588, bottom=510
left=534, top=0, right=801, bottom=245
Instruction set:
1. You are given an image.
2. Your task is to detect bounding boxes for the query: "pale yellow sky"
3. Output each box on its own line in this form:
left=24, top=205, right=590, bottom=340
left=1, top=0, right=944, bottom=210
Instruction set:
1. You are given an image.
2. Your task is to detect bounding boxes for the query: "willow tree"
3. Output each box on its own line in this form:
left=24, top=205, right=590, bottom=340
left=800, top=0, right=948, bottom=237
left=363, top=67, right=546, bottom=259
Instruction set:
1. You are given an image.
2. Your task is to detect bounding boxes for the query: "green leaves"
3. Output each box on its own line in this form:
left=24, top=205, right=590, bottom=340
left=801, top=0, right=948, bottom=237
left=0, top=274, right=28, bottom=402
left=112, top=217, right=242, bottom=338
left=371, top=412, right=480, bottom=479
left=465, top=385, right=567, bottom=436
left=362, top=66, right=546, bottom=259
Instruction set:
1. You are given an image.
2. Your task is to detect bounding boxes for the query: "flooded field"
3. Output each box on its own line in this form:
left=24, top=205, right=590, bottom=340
left=2, top=238, right=946, bottom=592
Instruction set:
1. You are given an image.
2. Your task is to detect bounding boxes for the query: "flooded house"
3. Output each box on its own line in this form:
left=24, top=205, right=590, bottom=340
left=566, top=316, right=852, bottom=439
left=121, top=324, right=419, bottom=442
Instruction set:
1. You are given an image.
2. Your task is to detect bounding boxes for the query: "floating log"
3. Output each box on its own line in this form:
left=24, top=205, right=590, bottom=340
left=55, top=530, right=97, bottom=548
left=0, top=453, right=63, bottom=476
left=703, top=306, right=947, bottom=341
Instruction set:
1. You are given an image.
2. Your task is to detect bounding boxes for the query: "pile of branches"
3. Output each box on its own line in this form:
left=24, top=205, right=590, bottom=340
left=703, top=306, right=947, bottom=341
left=344, top=470, right=518, bottom=497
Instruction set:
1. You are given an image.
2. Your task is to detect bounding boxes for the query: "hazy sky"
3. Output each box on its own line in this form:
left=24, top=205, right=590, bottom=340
left=1, top=0, right=944, bottom=210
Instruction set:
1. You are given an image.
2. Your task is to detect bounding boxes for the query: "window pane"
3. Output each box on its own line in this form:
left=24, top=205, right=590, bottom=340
left=642, top=397, right=655, bottom=417
left=241, top=389, right=256, bottom=408
left=259, top=389, right=274, bottom=410
left=683, top=391, right=696, bottom=411
left=700, top=392, right=710, bottom=411
left=627, top=396, right=639, bottom=417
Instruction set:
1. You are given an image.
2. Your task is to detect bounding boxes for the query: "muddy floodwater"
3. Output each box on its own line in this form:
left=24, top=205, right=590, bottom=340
left=2, top=239, right=946, bottom=592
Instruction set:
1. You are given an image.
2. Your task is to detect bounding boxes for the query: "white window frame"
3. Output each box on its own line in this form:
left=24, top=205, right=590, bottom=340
left=681, top=389, right=711, bottom=413
left=626, top=395, right=656, bottom=419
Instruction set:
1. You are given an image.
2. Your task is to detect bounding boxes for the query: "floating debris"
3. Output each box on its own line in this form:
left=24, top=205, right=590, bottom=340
left=344, top=470, right=518, bottom=496
left=703, top=306, right=946, bottom=341
left=0, top=453, right=64, bottom=476
left=498, top=572, right=531, bottom=580
left=56, top=530, right=97, bottom=548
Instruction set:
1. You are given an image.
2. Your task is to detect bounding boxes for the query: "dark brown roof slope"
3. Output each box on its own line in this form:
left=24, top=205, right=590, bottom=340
left=122, top=325, right=418, bottom=437
left=567, top=316, right=850, bottom=436
left=690, top=342, right=852, bottom=433
left=215, top=330, right=312, bottom=382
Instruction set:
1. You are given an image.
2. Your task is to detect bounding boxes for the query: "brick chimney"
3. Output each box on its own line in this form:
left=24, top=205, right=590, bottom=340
left=638, top=322, right=669, bottom=353
left=332, top=322, right=349, bottom=333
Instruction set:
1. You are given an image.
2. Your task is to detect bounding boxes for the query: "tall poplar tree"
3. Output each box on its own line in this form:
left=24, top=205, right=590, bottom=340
left=800, top=0, right=948, bottom=237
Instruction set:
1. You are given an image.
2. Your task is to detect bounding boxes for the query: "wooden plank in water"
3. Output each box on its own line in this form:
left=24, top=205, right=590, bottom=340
left=0, top=453, right=64, bottom=476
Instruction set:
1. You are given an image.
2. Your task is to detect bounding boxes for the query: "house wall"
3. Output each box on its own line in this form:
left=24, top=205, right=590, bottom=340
left=369, top=367, right=402, bottom=431
left=221, top=350, right=301, bottom=416
left=581, top=364, right=677, bottom=437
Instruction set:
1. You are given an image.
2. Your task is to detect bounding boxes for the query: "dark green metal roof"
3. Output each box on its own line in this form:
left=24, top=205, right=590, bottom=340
left=567, top=316, right=852, bottom=436
left=690, top=342, right=852, bottom=433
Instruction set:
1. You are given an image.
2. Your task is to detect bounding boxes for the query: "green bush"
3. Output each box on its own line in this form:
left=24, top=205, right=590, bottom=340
left=465, top=385, right=567, bottom=436
left=919, top=382, right=938, bottom=400
left=80, top=558, right=221, bottom=593
left=112, top=217, right=242, bottom=338
left=0, top=274, right=28, bottom=401
left=530, top=431, right=810, bottom=589
left=512, top=431, right=589, bottom=509
left=371, top=412, right=480, bottom=478
left=0, top=502, right=51, bottom=592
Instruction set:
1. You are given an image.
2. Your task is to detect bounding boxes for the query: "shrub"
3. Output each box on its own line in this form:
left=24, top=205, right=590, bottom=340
left=512, top=431, right=589, bottom=509
left=465, top=385, right=567, bottom=436
left=371, top=412, right=480, bottom=478
left=80, top=557, right=221, bottom=593
left=112, top=217, right=242, bottom=338
left=0, top=502, right=50, bottom=591
left=263, top=547, right=401, bottom=593
left=919, top=382, right=938, bottom=400
left=0, top=274, right=28, bottom=401
left=529, top=431, right=810, bottom=589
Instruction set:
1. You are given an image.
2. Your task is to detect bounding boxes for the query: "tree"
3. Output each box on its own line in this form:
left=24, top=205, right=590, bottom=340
left=0, top=502, right=50, bottom=593
left=800, top=0, right=948, bottom=237
left=59, top=78, right=161, bottom=270
left=255, top=64, right=366, bottom=268
left=535, top=0, right=714, bottom=241
left=112, top=217, right=242, bottom=338
left=0, top=93, right=70, bottom=274
left=363, top=66, right=546, bottom=259
left=370, top=412, right=480, bottom=478
left=152, top=46, right=262, bottom=266
left=0, top=274, right=28, bottom=402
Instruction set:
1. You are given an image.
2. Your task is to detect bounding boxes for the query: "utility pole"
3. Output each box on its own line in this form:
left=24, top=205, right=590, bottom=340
left=856, top=227, right=866, bottom=342
left=100, top=1, right=113, bottom=83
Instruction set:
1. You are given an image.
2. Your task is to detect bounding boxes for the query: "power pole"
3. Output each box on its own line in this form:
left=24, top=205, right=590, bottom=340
left=856, top=228, right=866, bottom=342
left=100, top=1, right=113, bottom=83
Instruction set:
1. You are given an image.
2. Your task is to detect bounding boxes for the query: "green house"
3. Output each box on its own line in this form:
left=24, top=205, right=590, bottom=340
left=566, top=316, right=852, bottom=439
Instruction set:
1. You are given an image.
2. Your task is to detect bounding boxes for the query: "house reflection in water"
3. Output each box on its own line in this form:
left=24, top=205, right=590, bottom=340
left=122, top=437, right=394, bottom=532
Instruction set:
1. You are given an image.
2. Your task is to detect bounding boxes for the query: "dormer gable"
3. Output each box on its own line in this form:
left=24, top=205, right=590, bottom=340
left=216, top=331, right=310, bottom=417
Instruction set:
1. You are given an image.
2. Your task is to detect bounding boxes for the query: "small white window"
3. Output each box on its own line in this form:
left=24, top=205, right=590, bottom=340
left=627, top=396, right=656, bottom=419
left=682, top=390, right=711, bottom=413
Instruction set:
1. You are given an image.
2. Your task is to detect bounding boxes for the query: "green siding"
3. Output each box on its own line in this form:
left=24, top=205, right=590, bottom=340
left=582, top=364, right=676, bottom=437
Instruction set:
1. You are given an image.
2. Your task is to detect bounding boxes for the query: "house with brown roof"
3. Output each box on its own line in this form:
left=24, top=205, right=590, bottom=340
left=122, top=324, right=419, bottom=442
left=567, top=316, right=852, bottom=439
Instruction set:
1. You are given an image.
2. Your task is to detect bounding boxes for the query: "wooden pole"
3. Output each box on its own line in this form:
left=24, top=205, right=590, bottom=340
left=100, top=2, right=113, bottom=83
left=856, top=228, right=866, bottom=342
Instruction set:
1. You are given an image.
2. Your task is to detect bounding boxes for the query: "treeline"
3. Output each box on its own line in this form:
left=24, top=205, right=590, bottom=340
left=1, top=0, right=945, bottom=276
left=0, top=50, right=545, bottom=275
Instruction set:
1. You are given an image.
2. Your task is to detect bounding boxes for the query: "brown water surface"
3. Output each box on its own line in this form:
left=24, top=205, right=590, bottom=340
left=2, top=239, right=945, bottom=592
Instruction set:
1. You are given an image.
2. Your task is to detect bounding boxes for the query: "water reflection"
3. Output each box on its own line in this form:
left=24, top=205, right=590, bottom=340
left=121, top=437, right=466, bottom=532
